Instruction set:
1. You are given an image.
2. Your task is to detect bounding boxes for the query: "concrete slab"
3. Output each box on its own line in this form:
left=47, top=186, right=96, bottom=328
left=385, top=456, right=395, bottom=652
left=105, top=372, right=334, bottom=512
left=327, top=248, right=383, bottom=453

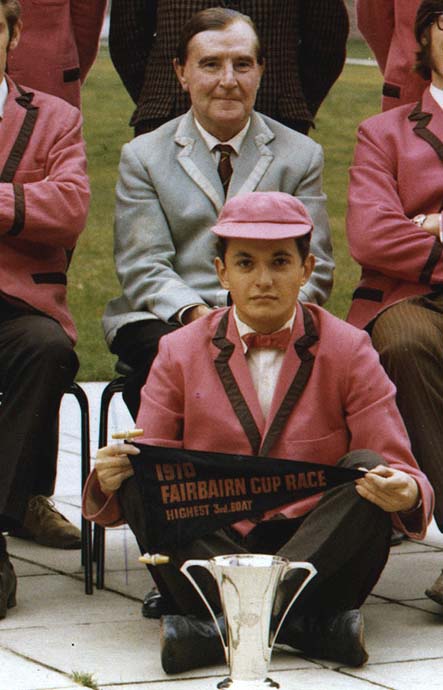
left=372, top=550, right=443, bottom=602
left=352, top=658, right=443, bottom=690
left=360, top=602, right=443, bottom=665
left=100, top=667, right=390, bottom=690
left=0, top=574, right=141, bottom=630
left=0, top=648, right=73, bottom=690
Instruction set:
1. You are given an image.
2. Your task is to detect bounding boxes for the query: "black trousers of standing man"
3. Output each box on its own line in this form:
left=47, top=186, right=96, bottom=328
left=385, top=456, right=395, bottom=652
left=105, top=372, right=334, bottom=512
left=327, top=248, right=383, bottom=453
left=0, top=297, right=78, bottom=530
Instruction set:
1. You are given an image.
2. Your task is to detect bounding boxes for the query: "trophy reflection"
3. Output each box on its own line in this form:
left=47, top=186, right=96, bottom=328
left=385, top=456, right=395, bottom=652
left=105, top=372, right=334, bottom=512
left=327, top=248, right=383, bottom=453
left=181, top=554, right=317, bottom=689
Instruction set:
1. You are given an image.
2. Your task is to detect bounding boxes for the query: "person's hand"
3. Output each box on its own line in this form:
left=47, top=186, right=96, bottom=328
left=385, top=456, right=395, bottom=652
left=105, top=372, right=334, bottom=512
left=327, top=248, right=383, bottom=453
left=355, top=465, right=420, bottom=513
left=181, top=304, right=212, bottom=324
left=412, top=213, right=440, bottom=237
left=95, top=443, right=139, bottom=496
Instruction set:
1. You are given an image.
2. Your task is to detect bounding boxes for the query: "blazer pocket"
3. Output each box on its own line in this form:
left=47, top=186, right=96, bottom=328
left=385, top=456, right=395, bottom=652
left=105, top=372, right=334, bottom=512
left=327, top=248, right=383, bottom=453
left=280, top=429, right=350, bottom=465
left=382, top=82, right=401, bottom=99
left=352, top=287, right=384, bottom=302
left=13, top=169, right=45, bottom=184
left=32, top=272, right=67, bottom=285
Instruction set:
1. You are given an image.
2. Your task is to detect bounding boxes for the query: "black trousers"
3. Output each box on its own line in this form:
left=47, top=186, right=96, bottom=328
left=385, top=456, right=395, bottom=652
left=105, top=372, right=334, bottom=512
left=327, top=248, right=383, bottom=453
left=0, top=299, right=78, bottom=528
left=118, top=450, right=392, bottom=619
left=371, top=293, right=443, bottom=530
left=111, top=319, right=178, bottom=419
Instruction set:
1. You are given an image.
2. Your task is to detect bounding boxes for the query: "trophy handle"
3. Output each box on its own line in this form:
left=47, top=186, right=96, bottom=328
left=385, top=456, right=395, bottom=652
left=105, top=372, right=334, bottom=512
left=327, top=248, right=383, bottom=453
left=180, top=559, right=229, bottom=661
left=270, top=561, right=317, bottom=647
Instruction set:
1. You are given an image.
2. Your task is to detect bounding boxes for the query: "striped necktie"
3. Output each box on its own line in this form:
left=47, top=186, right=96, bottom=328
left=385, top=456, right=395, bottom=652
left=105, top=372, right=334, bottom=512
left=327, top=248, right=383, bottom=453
left=214, top=144, right=234, bottom=196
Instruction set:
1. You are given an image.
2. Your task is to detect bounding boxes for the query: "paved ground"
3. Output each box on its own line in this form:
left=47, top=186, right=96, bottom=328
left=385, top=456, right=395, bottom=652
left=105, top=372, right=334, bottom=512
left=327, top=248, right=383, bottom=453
left=2, top=382, right=443, bottom=690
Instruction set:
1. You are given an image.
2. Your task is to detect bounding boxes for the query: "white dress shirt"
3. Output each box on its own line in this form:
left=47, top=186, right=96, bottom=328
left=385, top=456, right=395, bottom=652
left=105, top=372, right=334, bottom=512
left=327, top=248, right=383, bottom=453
left=234, top=308, right=296, bottom=420
left=430, top=83, right=443, bottom=109
left=0, top=78, right=8, bottom=119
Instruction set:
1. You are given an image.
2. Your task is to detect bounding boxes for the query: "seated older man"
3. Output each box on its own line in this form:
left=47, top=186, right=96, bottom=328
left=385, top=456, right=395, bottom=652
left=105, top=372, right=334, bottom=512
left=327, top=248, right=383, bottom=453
left=103, top=7, right=334, bottom=421
left=85, top=192, right=433, bottom=675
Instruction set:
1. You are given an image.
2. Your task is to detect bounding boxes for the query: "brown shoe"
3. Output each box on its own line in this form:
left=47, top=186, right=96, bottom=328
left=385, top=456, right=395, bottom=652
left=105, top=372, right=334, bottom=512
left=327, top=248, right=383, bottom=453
left=9, top=495, right=81, bottom=550
left=0, top=552, right=17, bottom=619
left=425, top=570, right=443, bottom=605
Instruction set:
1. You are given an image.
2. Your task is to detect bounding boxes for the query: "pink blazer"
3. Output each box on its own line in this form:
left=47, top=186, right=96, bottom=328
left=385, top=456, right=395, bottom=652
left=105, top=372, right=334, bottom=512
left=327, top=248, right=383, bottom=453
left=83, top=305, right=433, bottom=538
left=0, top=77, right=90, bottom=343
left=347, top=88, right=443, bottom=329
left=356, top=0, right=427, bottom=111
left=7, top=0, right=107, bottom=108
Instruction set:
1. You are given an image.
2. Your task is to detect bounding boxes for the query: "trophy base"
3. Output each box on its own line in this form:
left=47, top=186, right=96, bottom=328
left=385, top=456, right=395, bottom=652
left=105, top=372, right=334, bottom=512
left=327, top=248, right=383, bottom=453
left=217, top=677, right=279, bottom=689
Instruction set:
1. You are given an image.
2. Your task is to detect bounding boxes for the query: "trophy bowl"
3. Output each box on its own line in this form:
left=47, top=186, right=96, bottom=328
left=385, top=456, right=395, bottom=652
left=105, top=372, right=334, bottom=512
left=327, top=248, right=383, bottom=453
left=181, top=553, right=317, bottom=689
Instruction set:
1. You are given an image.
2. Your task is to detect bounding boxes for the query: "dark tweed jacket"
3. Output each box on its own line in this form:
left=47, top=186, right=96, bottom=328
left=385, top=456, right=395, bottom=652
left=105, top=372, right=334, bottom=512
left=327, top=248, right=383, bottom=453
left=109, top=0, right=349, bottom=131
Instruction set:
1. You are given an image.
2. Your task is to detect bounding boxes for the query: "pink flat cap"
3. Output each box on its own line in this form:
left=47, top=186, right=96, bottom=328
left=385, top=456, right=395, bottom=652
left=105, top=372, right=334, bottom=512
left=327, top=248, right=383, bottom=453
left=211, top=191, right=313, bottom=240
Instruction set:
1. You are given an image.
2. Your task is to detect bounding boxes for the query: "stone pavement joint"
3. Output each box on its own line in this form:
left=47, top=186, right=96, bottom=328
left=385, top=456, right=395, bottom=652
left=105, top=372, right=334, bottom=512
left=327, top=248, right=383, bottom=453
left=0, top=382, right=442, bottom=690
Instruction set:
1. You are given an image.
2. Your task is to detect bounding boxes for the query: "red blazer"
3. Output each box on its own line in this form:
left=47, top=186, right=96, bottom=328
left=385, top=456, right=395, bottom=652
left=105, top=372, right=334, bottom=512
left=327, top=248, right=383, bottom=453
left=83, top=304, right=433, bottom=538
left=0, top=77, right=90, bottom=343
left=7, top=0, right=107, bottom=108
left=347, top=88, right=443, bottom=329
left=356, top=0, right=427, bottom=111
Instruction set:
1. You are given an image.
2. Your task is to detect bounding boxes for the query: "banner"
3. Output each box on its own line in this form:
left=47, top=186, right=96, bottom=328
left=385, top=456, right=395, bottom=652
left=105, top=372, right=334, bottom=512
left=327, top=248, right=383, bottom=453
left=130, top=444, right=365, bottom=551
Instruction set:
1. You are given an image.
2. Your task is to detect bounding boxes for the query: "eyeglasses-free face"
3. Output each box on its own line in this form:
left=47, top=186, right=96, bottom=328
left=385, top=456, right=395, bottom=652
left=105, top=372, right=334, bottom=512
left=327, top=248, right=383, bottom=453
left=432, top=12, right=443, bottom=30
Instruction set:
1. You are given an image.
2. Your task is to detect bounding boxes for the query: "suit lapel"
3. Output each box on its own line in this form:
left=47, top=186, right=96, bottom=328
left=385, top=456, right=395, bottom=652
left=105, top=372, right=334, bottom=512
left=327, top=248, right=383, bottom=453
left=175, top=111, right=224, bottom=213
left=408, top=89, right=443, bottom=162
left=211, top=305, right=319, bottom=457
left=212, top=310, right=265, bottom=455
left=174, top=110, right=276, bottom=210
left=0, top=78, right=38, bottom=180
left=228, top=112, right=275, bottom=199
left=260, top=305, right=319, bottom=457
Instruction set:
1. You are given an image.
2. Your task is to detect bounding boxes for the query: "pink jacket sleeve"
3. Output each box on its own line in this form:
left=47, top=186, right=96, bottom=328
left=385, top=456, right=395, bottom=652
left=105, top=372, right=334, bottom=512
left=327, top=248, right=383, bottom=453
left=0, top=105, right=89, bottom=246
left=347, top=118, right=441, bottom=284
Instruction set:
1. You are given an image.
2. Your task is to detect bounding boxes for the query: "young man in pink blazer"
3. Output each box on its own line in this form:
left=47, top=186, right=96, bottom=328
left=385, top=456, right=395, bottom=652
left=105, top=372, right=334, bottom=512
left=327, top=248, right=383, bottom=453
left=84, top=191, right=433, bottom=674
left=6, top=0, right=107, bottom=108
left=0, top=0, right=90, bottom=619
left=357, top=0, right=427, bottom=110
left=347, top=0, right=443, bottom=606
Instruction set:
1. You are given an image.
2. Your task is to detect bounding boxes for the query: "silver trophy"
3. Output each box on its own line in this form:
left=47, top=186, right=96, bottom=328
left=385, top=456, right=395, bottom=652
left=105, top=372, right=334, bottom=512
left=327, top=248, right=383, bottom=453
left=181, top=554, right=317, bottom=689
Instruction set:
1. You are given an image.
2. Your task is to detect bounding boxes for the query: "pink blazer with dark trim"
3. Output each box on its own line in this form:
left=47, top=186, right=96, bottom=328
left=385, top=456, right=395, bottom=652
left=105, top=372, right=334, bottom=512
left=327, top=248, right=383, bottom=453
left=0, top=77, right=90, bottom=343
left=83, top=304, right=434, bottom=538
left=356, top=0, right=427, bottom=111
left=7, top=0, right=107, bottom=108
left=347, top=88, right=443, bottom=329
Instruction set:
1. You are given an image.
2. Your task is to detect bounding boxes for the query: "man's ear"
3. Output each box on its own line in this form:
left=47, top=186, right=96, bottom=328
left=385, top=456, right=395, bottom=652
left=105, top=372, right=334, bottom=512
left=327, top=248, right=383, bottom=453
left=8, top=19, right=22, bottom=52
left=300, top=254, right=315, bottom=286
left=173, top=58, right=189, bottom=92
left=214, top=256, right=230, bottom=290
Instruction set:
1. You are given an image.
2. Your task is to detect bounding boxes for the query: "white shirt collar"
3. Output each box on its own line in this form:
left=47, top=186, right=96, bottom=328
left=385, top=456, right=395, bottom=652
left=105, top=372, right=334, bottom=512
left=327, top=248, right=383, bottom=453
left=0, top=78, right=8, bottom=118
left=430, top=83, right=443, bottom=109
left=193, top=115, right=251, bottom=156
left=233, top=306, right=296, bottom=353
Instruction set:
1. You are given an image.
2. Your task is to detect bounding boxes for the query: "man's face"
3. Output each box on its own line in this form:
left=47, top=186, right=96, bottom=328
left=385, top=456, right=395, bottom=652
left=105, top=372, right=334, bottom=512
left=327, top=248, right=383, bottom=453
left=428, top=15, right=443, bottom=87
left=174, top=19, right=264, bottom=141
left=215, top=237, right=315, bottom=334
left=0, top=6, right=20, bottom=82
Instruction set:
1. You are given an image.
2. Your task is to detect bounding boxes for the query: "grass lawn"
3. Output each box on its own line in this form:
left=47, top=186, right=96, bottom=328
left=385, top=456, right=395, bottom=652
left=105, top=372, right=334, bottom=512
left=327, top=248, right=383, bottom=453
left=70, top=45, right=383, bottom=382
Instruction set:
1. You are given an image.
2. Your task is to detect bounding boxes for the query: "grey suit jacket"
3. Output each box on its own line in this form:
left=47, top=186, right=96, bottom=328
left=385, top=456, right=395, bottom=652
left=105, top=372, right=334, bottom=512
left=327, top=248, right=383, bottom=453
left=103, top=110, right=334, bottom=346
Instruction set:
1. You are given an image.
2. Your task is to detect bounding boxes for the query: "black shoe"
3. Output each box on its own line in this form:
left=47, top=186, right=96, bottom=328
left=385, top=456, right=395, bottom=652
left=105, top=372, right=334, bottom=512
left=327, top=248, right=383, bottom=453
left=141, top=587, right=178, bottom=619
left=160, top=614, right=225, bottom=674
left=278, top=609, right=368, bottom=667
left=0, top=552, right=17, bottom=619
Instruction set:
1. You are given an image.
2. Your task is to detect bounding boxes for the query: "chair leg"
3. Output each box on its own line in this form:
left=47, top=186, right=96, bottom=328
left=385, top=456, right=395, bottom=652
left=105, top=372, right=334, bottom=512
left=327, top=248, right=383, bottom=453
left=94, top=377, right=126, bottom=589
left=68, top=382, right=93, bottom=595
